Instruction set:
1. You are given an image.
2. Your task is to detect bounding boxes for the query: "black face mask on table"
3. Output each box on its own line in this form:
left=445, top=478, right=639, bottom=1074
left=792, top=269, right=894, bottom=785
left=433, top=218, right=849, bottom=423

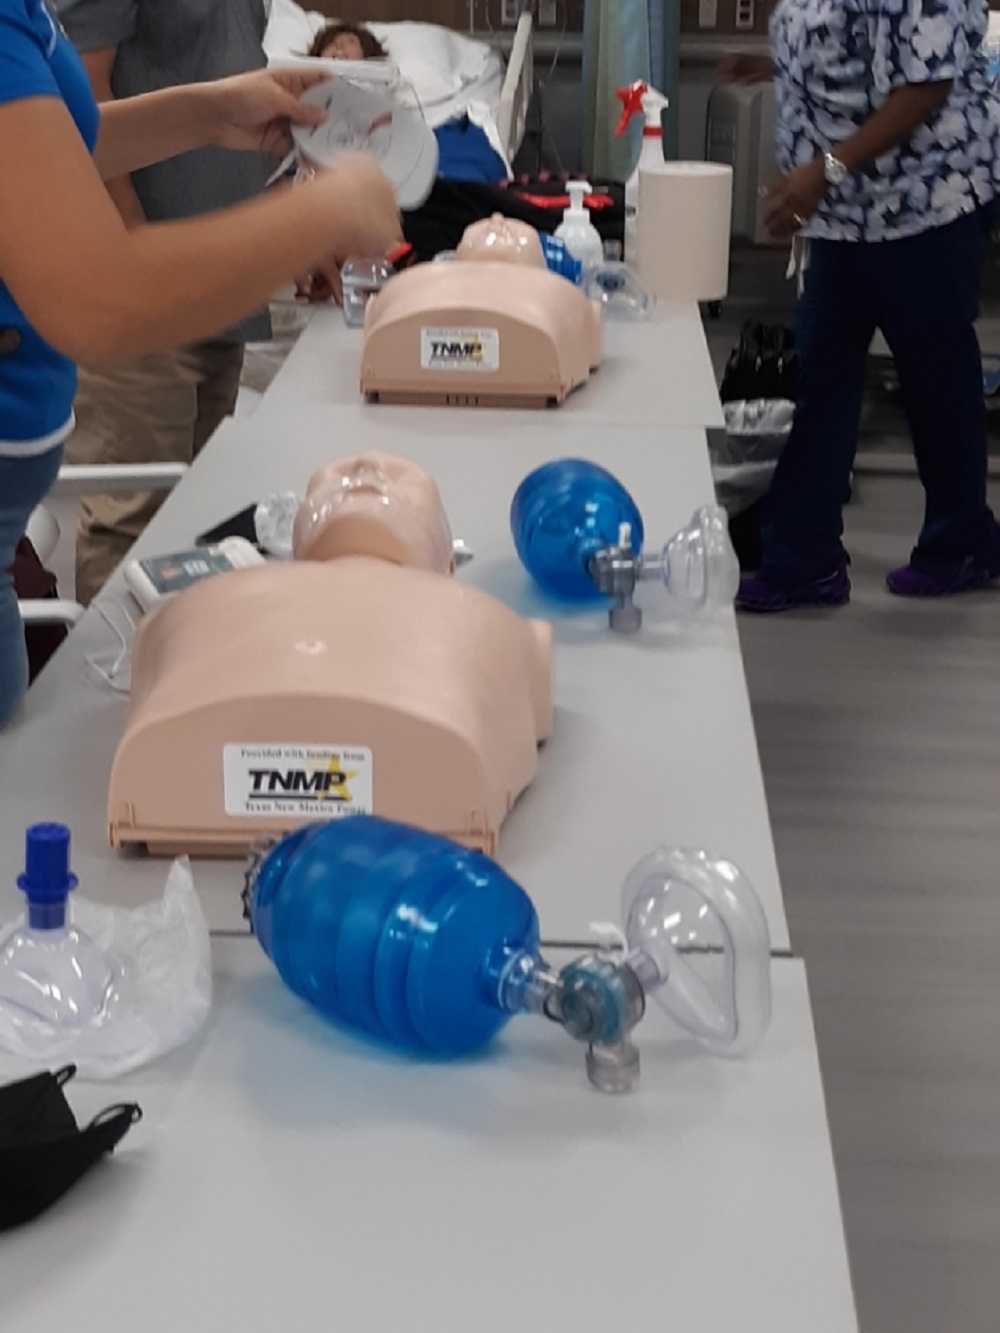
left=0, top=1065, right=141, bottom=1231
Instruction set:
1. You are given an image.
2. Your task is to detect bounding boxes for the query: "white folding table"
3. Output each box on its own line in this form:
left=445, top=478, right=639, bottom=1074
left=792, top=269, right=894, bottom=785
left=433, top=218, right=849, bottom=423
left=0, top=943, right=856, bottom=1333
left=252, top=302, right=726, bottom=429
left=1, top=418, right=788, bottom=953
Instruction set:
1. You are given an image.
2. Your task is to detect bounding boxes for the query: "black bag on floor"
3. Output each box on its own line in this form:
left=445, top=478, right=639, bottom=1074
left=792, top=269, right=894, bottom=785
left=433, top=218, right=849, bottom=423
left=713, top=321, right=798, bottom=570
left=720, top=320, right=798, bottom=404
left=10, top=536, right=68, bottom=682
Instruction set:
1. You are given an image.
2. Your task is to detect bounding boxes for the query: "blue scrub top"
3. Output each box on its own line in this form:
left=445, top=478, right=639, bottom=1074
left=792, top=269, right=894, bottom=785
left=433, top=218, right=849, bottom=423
left=0, top=0, right=100, bottom=453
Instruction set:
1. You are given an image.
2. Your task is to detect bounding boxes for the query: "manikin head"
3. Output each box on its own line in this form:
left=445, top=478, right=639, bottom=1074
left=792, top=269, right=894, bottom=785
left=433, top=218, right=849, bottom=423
left=309, top=22, right=387, bottom=61
left=456, top=214, right=546, bottom=268
left=292, top=452, right=455, bottom=574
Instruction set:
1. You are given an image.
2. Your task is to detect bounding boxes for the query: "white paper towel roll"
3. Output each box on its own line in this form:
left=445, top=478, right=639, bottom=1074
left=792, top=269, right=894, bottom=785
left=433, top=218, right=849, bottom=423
left=637, top=162, right=733, bottom=303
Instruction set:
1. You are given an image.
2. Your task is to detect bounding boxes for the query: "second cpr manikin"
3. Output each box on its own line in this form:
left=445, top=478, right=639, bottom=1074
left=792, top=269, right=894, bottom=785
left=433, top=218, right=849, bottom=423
left=360, top=215, right=603, bottom=407
left=108, top=453, right=552, bottom=857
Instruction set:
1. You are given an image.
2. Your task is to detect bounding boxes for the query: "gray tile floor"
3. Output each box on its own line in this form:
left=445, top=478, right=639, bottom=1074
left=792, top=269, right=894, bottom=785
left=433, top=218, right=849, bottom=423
left=43, top=258, right=1000, bottom=1333
left=711, top=248, right=1000, bottom=1333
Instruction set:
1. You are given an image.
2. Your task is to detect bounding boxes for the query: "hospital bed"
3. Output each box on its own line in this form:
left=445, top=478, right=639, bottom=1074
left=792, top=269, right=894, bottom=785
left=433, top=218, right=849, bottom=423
left=264, top=0, right=535, bottom=175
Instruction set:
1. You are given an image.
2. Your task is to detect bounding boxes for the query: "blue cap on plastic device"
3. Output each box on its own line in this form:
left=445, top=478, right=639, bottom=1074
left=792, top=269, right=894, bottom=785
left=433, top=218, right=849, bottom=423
left=17, top=823, right=79, bottom=930
left=540, top=234, right=583, bottom=286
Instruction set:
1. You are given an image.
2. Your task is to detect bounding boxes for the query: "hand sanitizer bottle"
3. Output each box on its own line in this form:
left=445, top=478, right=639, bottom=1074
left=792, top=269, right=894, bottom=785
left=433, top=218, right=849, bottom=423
left=554, top=182, right=605, bottom=282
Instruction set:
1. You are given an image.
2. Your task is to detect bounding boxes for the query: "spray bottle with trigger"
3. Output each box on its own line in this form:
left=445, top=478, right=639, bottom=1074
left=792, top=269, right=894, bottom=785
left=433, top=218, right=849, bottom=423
left=615, top=81, right=670, bottom=266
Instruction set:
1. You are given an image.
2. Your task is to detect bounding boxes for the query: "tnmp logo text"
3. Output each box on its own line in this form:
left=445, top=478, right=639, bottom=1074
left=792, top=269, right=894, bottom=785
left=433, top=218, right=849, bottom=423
left=246, top=755, right=357, bottom=804
left=428, top=336, right=486, bottom=364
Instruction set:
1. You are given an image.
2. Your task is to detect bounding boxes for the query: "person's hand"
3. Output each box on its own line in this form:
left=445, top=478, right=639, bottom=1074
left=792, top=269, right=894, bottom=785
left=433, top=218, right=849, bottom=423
left=309, top=153, right=404, bottom=260
left=209, top=69, right=330, bottom=157
left=717, top=53, right=773, bottom=85
left=764, top=159, right=827, bottom=239
left=295, top=263, right=344, bottom=306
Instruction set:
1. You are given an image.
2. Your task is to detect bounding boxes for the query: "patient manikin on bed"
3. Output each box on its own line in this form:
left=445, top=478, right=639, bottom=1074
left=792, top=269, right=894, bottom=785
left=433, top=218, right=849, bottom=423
left=108, top=453, right=553, bottom=858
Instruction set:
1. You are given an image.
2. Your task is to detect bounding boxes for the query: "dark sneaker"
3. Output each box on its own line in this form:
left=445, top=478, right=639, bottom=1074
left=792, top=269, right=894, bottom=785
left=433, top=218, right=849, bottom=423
left=736, top=563, right=851, bottom=613
left=887, top=520, right=1000, bottom=597
left=885, top=556, right=999, bottom=597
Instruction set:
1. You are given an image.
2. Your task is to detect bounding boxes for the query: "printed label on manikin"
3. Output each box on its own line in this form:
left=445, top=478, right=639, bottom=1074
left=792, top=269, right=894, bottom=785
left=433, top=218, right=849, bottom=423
left=223, top=745, right=373, bottom=818
left=420, top=327, right=500, bottom=372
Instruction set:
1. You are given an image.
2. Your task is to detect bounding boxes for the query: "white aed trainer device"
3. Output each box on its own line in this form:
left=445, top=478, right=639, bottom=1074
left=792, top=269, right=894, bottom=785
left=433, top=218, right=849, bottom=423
left=124, top=537, right=264, bottom=612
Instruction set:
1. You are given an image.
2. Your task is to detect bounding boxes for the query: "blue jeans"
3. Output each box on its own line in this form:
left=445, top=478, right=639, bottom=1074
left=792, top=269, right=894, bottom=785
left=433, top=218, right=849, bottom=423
left=0, top=446, right=64, bottom=728
left=760, top=211, right=996, bottom=582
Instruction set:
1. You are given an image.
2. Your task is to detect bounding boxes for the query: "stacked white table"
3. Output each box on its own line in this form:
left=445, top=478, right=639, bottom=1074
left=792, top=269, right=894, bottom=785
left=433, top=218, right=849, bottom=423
left=0, top=302, right=858, bottom=1333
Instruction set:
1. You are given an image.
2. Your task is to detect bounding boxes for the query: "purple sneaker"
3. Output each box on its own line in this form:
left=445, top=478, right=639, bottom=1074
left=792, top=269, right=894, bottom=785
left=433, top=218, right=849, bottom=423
left=736, top=563, right=851, bottom=613
left=886, top=556, right=999, bottom=597
left=887, top=522, right=1000, bottom=597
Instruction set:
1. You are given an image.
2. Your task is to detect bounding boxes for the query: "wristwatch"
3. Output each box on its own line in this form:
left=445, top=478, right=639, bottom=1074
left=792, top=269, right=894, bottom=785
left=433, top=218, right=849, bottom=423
left=824, top=151, right=849, bottom=189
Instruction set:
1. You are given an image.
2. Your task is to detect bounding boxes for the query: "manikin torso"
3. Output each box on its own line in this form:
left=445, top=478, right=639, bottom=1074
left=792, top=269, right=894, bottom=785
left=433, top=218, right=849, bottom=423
left=109, top=452, right=553, bottom=857
left=360, top=216, right=603, bottom=407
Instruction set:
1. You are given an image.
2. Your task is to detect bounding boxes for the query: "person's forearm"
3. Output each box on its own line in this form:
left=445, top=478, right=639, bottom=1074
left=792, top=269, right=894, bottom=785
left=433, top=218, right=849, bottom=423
left=765, top=78, right=954, bottom=237
left=0, top=97, right=399, bottom=370
left=78, top=49, right=147, bottom=226
left=105, top=174, right=146, bottom=229
left=833, top=81, right=953, bottom=175
left=93, top=83, right=222, bottom=180
left=66, top=184, right=342, bottom=365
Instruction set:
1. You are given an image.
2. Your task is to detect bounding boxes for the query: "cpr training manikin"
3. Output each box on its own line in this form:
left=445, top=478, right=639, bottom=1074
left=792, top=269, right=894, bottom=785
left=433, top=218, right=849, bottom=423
left=360, top=214, right=603, bottom=406
left=108, top=452, right=553, bottom=857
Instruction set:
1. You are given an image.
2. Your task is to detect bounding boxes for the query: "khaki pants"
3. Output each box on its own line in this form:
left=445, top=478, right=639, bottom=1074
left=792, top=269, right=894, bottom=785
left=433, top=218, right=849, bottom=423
left=67, top=340, right=244, bottom=605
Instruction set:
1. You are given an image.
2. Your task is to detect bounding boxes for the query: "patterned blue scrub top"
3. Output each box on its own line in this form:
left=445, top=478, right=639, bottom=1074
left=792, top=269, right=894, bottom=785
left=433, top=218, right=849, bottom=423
left=771, top=0, right=1000, bottom=241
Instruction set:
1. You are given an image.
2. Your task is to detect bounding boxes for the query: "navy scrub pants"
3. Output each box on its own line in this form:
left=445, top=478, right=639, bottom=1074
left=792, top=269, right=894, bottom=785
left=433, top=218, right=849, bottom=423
left=760, top=209, right=996, bottom=582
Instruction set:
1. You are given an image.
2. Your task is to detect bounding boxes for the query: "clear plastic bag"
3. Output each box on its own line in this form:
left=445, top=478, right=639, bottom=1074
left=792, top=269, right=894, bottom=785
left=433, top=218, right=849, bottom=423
left=0, top=859, right=211, bottom=1082
left=711, top=398, right=794, bottom=517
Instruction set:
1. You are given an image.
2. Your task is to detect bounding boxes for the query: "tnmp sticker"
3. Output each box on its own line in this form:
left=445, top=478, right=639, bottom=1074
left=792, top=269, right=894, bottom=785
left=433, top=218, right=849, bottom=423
left=421, top=327, right=499, bottom=373
left=223, top=745, right=373, bottom=819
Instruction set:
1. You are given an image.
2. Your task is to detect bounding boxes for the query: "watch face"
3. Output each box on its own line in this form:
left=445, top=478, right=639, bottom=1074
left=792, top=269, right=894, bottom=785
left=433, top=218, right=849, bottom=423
left=825, top=154, right=847, bottom=185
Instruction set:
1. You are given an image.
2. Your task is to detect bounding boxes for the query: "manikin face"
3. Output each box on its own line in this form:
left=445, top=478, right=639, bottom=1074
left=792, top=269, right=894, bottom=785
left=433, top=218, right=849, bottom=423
left=321, top=33, right=365, bottom=61
left=293, top=452, right=455, bottom=574
left=456, top=214, right=546, bottom=268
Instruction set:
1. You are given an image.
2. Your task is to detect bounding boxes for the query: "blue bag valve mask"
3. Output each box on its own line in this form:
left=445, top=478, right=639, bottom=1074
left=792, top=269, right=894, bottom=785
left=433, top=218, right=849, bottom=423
left=510, top=458, right=740, bottom=631
left=243, top=816, right=771, bottom=1093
